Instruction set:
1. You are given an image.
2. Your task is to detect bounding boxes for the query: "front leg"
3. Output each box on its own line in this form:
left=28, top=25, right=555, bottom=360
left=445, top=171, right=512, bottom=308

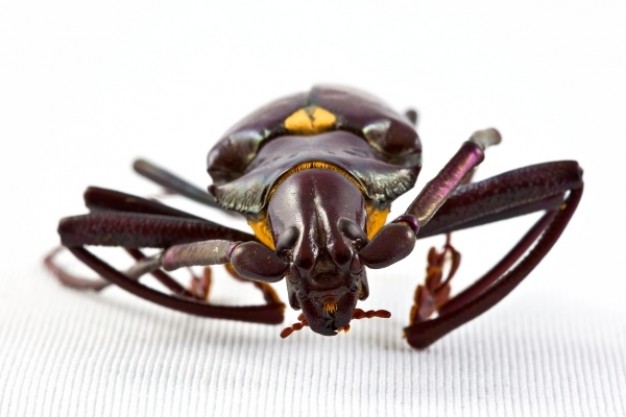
left=359, top=128, right=502, bottom=268
left=71, top=238, right=289, bottom=322
left=405, top=161, right=583, bottom=349
left=49, top=196, right=287, bottom=324
left=70, top=247, right=285, bottom=324
left=357, top=126, right=582, bottom=348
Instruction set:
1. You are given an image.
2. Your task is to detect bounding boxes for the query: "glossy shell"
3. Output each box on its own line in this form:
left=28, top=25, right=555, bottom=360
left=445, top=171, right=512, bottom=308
left=207, top=85, right=422, bottom=214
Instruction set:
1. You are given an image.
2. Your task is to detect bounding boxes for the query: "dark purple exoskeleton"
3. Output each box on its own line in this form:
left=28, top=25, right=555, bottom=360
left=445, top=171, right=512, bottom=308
left=46, top=86, right=583, bottom=349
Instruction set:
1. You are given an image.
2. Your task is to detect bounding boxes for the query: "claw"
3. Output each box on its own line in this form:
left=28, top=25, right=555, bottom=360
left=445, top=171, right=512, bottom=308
left=410, top=233, right=461, bottom=325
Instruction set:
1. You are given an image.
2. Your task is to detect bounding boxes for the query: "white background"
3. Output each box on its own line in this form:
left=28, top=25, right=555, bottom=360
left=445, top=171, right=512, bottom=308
left=1, top=1, right=625, bottom=416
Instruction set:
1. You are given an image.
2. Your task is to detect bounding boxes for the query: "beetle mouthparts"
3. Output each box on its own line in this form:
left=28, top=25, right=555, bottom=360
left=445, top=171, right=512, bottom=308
left=279, top=308, right=391, bottom=339
left=324, top=299, right=338, bottom=314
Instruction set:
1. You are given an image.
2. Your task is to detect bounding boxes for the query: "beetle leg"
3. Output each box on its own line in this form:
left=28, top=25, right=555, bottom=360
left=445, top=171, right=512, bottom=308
left=125, top=248, right=208, bottom=299
left=83, top=186, right=208, bottom=220
left=57, top=211, right=286, bottom=281
left=133, top=158, right=223, bottom=209
left=59, top=211, right=255, bottom=249
left=133, top=247, right=281, bottom=305
left=417, top=161, right=583, bottom=238
left=44, top=246, right=110, bottom=291
left=403, top=161, right=583, bottom=349
left=404, top=128, right=501, bottom=226
left=49, top=195, right=285, bottom=323
left=409, top=160, right=477, bottom=324
left=47, top=187, right=251, bottom=292
left=409, top=233, right=460, bottom=324
left=68, top=246, right=284, bottom=324
left=361, top=129, right=500, bottom=268
left=189, top=267, right=213, bottom=300
left=47, top=242, right=284, bottom=322
left=44, top=245, right=207, bottom=299
left=84, top=187, right=245, bottom=300
left=404, top=109, right=419, bottom=126
left=224, top=263, right=282, bottom=306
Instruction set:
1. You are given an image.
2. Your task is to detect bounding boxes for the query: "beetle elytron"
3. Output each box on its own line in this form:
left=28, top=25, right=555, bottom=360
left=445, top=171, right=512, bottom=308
left=46, top=85, right=583, bottom=349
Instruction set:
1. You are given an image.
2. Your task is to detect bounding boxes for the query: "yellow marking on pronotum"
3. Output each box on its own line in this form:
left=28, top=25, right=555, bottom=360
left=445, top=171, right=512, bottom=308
left=272, top=161, right=364, bottom=194
left=284, top=106, right=336, bottom=134
left=365, top=205, right=390, bottom=240
left=248, top=215, right=275, bottom=250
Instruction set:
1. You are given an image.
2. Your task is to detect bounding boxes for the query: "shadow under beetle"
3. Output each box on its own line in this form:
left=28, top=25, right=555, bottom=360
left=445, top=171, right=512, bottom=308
left=46, top=85, right=583, bottom=349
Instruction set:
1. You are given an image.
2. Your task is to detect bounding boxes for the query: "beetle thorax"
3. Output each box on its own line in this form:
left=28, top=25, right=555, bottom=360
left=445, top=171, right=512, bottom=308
left=267, top=167, right=370, bottom=335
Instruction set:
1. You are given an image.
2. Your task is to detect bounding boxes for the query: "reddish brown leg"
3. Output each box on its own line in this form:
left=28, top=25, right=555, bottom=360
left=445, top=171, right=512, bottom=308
left=404, top=163, right=583, bottom=349
left=408, top=154, right=479, bottom=326
left=126, top=248, right=205, bottom=299
left=83, top=187, right=230, bottom=300
left=48, top=188, right=285, bottom=324
left=69, top=246, right=284, bottom=324
left=224, top=263, right=282, bottom=306
left=189, top=268, right=212, bottom=300
left=44, top=246, right=110, bottom=291
left=408, top=148, right=480, bottom=325
left=45, top=245, right=212, bottom=301
left=409, top=233, right=460, bottom=325
left=56, top=243, right=284, bottom=323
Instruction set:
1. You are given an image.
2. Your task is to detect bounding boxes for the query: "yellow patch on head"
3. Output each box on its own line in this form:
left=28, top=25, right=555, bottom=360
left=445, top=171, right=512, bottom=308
left=284, top=106, right=336, bottom=134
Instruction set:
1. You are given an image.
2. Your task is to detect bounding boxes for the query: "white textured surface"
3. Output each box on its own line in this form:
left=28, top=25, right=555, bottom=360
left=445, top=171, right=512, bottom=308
left=1, top=267, right=625, bottom=417
left=1, top=1, right=626, bottom=416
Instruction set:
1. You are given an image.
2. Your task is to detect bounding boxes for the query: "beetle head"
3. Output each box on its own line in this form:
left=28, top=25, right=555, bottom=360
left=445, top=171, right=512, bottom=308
left=267, top=169, right=372, bottom=336
left=266, top=168, right=416, bottom=336
left=287, top=237, right=369, bottom=335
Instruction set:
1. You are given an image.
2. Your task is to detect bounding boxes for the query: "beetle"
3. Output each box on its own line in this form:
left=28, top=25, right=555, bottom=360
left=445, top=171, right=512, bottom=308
left=45, top=85, right=583, bottom=349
